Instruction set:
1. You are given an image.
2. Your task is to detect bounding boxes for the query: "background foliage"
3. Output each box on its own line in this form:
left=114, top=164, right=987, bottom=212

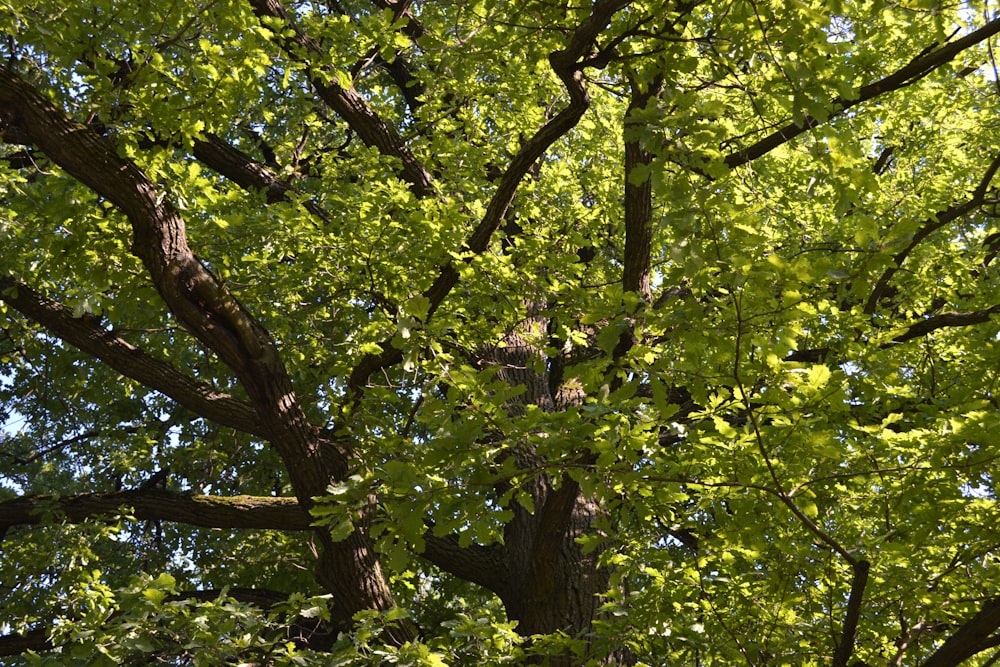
left=3, top=0, right=1000, bottom=665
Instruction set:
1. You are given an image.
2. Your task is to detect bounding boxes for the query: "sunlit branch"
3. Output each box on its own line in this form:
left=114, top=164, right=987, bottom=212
left=724, top=17, right=1000, bottom=171
left=865, top=153, right=1000, bottom=314
left=0, top=64, right=346, bottom=500
left=0, top=72, right=407, bottom=630
left=0, top=489, right=311, bottom=531
left=247, top=0, right=435, bottom=196
left=191, top=133, right=332, bottom=224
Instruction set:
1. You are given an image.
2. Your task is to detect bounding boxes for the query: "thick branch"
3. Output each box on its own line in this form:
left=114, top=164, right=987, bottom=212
left=533, top=475, right=585, bottom=567
left=0, top=276, right=266, bottom=438
left=1, top=59, right=405, bottom=645
left=787, top=302, right=1000, bottom=364
left=247, top=0, right=434, bottom=196
left=0, top=65, right=341, bottom=500
left=889, top=304, right=1000, bottom=344
left=833, top=560, right=870, bottom=667
left=919, top=598, right=1000, bottom=667
left=623, top=73, right=665, bottom=301
left=346, top=0, right=629, bottom=392
left=725, top=17, right=1000, bottom=171
left=0, top=490, right=311, bottom=531
left=0, top=69, right=261, bottom=377
left=350, top=2, right=425, bottom=112
left=175, top=587, right=290, bottom=607
left=191, top=133, right=331, bottom=224
left=369, top=0, right=425, bottom=42
left=421, top=533, right=508, bottom=592
left=0, top=630, right=50, bottom=657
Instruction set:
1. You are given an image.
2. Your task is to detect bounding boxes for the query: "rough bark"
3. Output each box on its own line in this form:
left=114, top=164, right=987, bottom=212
left=190, top=133, right=332, bottom=224
left=499, top=481, right=609, bottom=659
left=0, top=276, right=266, bottom=438
left=0, top=490, right=311, bottom=532
left=0, top=65, right=404, bottom=639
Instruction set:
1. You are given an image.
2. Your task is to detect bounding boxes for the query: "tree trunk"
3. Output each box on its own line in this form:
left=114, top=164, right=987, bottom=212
left=500, top=487, right=610, bottom=664
left=479, top=313, right=619, bottom=664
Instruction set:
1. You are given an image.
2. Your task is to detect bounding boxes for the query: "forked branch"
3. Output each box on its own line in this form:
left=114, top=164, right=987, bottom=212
left=0, top=276, right=266, bottom=438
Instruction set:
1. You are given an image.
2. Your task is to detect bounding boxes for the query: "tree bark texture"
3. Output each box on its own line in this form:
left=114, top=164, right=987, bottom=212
left=0, top=65, right=405, bottom=639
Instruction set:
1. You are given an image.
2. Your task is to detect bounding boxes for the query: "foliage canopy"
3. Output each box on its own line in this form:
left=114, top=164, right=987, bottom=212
left=2, top=0, right=1000, bottom=665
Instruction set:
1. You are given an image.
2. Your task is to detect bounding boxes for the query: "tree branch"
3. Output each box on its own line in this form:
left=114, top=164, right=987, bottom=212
left=421, top=533, right=508, bottom=592
left=1, top=427, right=101, bottom=465
left=349, top=1, right=425, bottom=112
left=833, top=560, right=870, bottom=667
left=0, top=630, right=50, bottom=658
left=346, top=0, right=631, bottom=392
left=0, top=64, right=342, bottom=500
left=919, top=598, right=1000, bottom=667
left=865, top=153, right=1000, bottom=314
left=247, top=0, right=434, bottom=196
left=191, top=133, right=332, bottom=224
left=0, top=489, right=311, bottom=532
left=889, top=304, right=1000, bottom=344
left=0, top=64, right=408, bottom=640
left=0, top=276, right=266, bottom=438
left=724, top=17, right=1000, bottom=171
left=623, top=72, right=664, bottom=301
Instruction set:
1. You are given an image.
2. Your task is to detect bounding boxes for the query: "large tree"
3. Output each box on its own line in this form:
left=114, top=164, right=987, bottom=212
left=2, top=0, right=1000, bottom=664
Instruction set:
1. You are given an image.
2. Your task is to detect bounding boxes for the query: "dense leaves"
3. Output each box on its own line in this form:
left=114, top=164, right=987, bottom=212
left=2, top=0, right=1000, bottom=665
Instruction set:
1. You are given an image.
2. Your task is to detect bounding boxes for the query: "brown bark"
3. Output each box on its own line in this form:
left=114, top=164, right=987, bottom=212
left=408, top=7, right=635, bottom=657
left=0, top=276, right=266, bottom=438
left=0, top=490, right=311, bottom=532
left=890, top=304, right=1000, bottom=343
left=833, top=560, right=870, bottom=667
left=0, top=65, right=404, bottom=639
left=919, top=598, right=1000, bottom=667
left=623, top=74, right=665, bottom=303
left=465, top=315, right=613, bottom=663
left=499, top=483, right=608, bottom=649
left=190, top=133, right=332, bottom=224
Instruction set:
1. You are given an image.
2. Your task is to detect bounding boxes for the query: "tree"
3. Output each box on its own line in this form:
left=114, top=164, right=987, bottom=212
left=2, top=0, right=1000, bottom=664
